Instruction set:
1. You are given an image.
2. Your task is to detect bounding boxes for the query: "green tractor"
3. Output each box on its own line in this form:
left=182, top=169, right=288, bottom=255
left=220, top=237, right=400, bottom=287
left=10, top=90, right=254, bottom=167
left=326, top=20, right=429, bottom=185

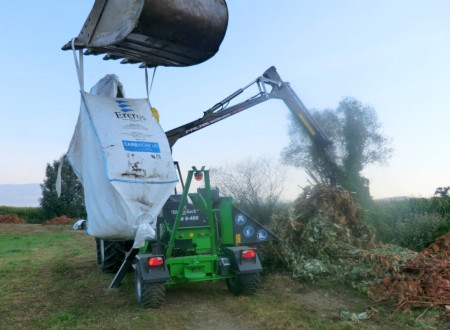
left=100, top=166, right=277, bottom=308
left=86, top=64, right=336, bottom=308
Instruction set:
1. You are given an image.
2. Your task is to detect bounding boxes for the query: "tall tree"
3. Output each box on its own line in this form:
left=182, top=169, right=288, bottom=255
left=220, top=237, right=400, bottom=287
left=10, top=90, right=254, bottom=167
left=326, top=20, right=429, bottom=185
left=40, top=158, right=86, bottom=219
left=282, top=97, right=392, bottom=206
left=210, top=156, right=288, bottom=225
left=434, top=186, right=450, bottom=198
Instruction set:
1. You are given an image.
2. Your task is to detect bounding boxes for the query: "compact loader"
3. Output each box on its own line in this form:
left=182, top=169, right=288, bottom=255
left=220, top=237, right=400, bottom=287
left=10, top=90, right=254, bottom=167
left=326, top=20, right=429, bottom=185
left=64, top=0, right=337, bottom=308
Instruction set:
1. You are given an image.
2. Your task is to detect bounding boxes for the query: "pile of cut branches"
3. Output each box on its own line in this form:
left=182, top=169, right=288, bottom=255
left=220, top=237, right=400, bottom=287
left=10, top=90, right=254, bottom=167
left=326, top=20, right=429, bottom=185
left=265, top=185, right=414, bottom=290
left=0, top=214, right=26, bottom=224
left=42, top=215, right=76, bottom=225
left=369, top=231, right=450, bottom=311
left=289, top=185, right=374, bottom=250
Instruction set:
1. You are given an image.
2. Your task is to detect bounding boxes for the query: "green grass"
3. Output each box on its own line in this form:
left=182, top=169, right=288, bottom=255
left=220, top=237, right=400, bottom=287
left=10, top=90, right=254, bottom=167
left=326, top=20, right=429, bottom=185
left=0, top=224, right=447, bottom=329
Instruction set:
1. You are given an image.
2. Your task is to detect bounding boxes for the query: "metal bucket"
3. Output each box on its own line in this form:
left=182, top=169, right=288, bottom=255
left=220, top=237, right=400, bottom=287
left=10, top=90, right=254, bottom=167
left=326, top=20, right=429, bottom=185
left=62, top=0, right=228, bottom=67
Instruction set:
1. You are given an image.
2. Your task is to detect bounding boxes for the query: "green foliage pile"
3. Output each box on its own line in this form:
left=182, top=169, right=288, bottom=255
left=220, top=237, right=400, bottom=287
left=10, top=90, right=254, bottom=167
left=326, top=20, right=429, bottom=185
left=263, top=185, right=415, bottom=291
left=0, top=206, right=45, bottom=224
left=370, top=197, right=450, bottom=251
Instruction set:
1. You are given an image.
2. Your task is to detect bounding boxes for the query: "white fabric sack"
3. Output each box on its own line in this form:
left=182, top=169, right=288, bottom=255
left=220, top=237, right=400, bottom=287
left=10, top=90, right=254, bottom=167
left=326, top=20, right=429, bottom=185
left=66, top=75, right=177, bottom=247
left=72, top=219, right=86, bottom=230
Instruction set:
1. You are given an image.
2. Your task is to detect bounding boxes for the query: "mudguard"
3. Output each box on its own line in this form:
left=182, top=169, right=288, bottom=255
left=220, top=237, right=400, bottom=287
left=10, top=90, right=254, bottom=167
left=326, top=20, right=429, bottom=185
left=224, top=246, right=262, bottom=274
left=136, top=254, right=170, bottom=283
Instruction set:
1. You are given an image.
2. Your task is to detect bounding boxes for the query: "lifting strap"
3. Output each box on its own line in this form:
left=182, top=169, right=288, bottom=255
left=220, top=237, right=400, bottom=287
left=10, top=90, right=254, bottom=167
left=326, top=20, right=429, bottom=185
left=71, top=38, right=85, bottom=92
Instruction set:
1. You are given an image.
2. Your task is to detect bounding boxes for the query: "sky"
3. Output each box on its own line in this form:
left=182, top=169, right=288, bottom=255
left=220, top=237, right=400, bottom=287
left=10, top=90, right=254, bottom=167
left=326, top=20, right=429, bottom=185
left=1, top=1, right=449, bottom=202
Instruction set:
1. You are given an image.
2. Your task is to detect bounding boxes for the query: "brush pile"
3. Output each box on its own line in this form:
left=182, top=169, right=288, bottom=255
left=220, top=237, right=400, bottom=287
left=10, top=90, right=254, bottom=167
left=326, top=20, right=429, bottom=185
left=369, top=231, right=450, bottom=311
left=266, top=185, right=414, bottom=290
left=264, top=184, right=450, bottom=312
left=0, top=214, right=26, bottom=224
left=42, top=215, right=76, bottom=225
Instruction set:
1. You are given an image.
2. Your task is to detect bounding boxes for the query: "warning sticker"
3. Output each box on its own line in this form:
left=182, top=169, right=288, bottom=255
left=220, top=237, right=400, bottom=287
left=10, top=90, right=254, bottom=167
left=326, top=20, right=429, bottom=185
left=235, top=214, right=246, bottom=225
left=243, top=226, right=254, bottom=238
left=235, top=234, right=241, bottom=244
left=257, top=230, right=268, bottom=241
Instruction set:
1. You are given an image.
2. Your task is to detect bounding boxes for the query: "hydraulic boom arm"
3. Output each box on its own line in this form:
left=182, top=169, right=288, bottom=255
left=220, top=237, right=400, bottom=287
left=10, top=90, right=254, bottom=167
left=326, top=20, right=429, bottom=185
left=166, top=66, right=330, bottom=148
left=165, top=66, right=337, bottom=184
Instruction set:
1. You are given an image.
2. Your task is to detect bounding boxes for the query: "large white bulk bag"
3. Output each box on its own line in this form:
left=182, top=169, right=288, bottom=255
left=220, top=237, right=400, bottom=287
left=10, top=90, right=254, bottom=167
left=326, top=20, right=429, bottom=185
left=66, top=75, right=177, bottom=247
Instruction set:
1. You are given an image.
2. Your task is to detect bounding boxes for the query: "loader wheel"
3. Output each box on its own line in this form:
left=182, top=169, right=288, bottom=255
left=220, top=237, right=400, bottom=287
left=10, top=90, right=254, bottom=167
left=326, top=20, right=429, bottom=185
left=226, top=272, right=260, bottom=296
left=98, top=239, right=133, bottom=273
left=135, top=265, right=166, bottom=308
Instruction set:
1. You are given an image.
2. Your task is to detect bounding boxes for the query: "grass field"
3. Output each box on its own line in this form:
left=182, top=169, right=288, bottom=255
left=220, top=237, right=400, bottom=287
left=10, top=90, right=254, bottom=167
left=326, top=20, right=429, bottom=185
left=0, top=224, right=447, bottom=329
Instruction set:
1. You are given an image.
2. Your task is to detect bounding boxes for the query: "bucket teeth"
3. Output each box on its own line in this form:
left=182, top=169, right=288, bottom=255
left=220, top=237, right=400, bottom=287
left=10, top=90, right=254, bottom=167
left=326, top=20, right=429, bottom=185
left=84, top=49, right=103, bottom=56
left=120, top=59, right=140, bottom=64
left=103, top=54, right=122, bottom=61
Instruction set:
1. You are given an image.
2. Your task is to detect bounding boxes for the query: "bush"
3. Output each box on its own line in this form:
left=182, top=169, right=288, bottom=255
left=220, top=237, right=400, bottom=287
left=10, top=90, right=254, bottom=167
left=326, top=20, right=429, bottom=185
left=394, top=213, right=449, bottom=251
left=370, top=197, right=450, bottom=251
left=366, top=199, right=410, bottom=243
left=0, top=206, right=46, bottom=224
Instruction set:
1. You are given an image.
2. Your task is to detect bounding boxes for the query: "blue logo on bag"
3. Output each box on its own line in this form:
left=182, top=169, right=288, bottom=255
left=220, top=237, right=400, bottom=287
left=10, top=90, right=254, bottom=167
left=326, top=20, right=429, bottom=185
left=122, top=140, right=160, bottom=153
left=114, top=101, right=146, bottom=121
left=116, top=100, right=133, bottom=113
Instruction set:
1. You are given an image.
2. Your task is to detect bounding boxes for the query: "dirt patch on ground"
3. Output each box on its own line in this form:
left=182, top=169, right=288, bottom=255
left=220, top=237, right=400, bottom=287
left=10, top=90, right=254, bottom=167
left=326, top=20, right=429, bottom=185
left=267, top=274, right=367, bottom=319
left=261, top=273, right=395, bottom=328
left=154, top=273, right=411, bottom=330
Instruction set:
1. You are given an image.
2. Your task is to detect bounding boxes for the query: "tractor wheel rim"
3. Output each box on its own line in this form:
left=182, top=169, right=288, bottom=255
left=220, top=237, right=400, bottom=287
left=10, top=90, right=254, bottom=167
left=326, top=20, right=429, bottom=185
left=136, top=277, right=142, bottom=299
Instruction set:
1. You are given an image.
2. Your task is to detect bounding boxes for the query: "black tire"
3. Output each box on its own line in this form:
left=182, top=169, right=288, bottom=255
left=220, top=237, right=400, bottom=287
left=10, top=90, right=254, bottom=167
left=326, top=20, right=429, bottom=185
left=135, top=265, right=166, bottom=308
left=226, top=272, right=260, bottom=296
left=98, top=239, right=133, bottom=273
left=95, top=238, right=101, bottom=264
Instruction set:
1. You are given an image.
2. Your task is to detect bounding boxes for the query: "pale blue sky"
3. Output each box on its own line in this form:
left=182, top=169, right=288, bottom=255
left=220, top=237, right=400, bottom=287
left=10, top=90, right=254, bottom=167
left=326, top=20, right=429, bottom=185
left=1, top=1, right=449, bottom=200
